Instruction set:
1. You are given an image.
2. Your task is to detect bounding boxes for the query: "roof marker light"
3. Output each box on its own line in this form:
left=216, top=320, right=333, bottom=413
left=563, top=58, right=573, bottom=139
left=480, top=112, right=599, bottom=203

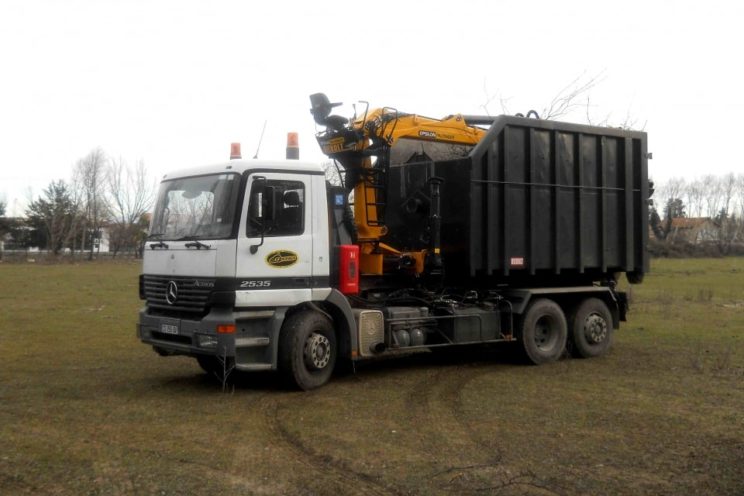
left=230, top=143, right=242, bottom=160
left=286, top=132, right=299, bottom=160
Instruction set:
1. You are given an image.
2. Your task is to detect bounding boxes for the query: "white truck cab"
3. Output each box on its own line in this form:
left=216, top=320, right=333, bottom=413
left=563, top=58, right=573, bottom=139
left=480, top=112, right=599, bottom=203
left=138, top=157, right=360, bottom=390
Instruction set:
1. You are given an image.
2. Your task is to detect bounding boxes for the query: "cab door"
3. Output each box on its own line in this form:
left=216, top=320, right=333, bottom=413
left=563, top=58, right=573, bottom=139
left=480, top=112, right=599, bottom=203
left=235, top=172, right=314, bottom=307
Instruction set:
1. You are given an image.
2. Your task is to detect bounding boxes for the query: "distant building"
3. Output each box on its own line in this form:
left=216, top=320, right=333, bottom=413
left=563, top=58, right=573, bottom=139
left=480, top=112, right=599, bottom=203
left=94, top=226, right=111, bottom=253
left=667, top=217, right=717, bottom=244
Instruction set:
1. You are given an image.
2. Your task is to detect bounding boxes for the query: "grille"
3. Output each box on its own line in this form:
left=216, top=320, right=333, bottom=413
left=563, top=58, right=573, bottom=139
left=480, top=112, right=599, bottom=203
left=143, top=275, right=213, bottom=314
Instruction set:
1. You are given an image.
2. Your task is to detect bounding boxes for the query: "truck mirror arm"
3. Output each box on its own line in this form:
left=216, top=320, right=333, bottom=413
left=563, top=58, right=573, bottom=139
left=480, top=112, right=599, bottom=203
left=249, top=226, right=265, bottom=254
left=249, top=176, right=270, bottom=254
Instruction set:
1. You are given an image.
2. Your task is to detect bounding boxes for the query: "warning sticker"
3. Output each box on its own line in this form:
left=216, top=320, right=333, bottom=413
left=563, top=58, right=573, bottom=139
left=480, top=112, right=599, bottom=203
left=510, top=257, right=525, bottom=268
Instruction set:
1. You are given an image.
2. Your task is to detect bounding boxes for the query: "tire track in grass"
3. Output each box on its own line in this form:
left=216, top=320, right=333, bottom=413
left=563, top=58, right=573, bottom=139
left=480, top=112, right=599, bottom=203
left=440, top=364, right=503, bottom=458
left=260, top=396, right=403, bottom=496
left=408, top=362, right=563, bottom=496
left=402, top=364, right=503, bottom=493
left=93, top=383, right=280, bottom=494
left=95, top=373, right=391, bottom=495
left=118, top=443, right=270, bottom=494
left=442, top=365, right=564, bottom=496
left=89, top=374, right=272, bottom=494
left=0, top=471, right=43, bottom=494
left=404, top=365, right=494, bottom=461
left=402, top=367, right=453, bottom=451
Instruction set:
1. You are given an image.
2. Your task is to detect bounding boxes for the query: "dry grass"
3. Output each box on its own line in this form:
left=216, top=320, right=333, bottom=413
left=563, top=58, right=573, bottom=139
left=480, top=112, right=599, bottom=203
left=1, top=258, right=743, bottom=495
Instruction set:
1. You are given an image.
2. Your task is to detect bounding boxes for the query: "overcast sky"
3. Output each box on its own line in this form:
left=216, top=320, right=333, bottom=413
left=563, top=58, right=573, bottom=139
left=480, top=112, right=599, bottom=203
left=1, top=0, right=742, bottom=215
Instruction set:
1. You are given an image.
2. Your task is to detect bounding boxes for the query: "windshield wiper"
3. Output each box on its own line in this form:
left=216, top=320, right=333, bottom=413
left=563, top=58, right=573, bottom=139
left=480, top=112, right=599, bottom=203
left=177, top=236, right=211, bottom=250
left=147, top=232, right=169, bottom=249
left=149, top=240, right=169, bottom=250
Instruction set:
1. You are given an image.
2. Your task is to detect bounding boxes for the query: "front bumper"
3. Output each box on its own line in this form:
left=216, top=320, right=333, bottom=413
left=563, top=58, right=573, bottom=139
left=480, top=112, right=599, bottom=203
left=137, top=306, right=286, bottom=371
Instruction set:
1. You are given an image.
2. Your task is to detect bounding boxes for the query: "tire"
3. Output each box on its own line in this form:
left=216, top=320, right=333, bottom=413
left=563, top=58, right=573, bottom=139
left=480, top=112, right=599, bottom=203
left=569, top=298, right=613, bottom=358
left=517, top=298, right=567, bottom=365
left=626, top=271, right=644, bottom=284
left=278, top=311, right=337, bottom=390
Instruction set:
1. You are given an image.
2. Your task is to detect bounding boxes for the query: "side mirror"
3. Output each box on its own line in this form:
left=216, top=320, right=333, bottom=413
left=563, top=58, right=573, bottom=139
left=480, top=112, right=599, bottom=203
left=249, top=178, right=275, bottom=254
left=261, top=185, right=276, bottom=224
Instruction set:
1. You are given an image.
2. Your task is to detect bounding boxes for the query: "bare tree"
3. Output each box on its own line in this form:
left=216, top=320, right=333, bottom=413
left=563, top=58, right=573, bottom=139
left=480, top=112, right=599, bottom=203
left=711, top=173, right=743, bottom=254
left=648, top=177, right=686, bottom=241
left=736, top=174, right=744, bottom=218
left=482, top=70, right=649, bottom=132
left=657, top=177, right=686, bottom=215
left=653, top=174, right=744, bottom=250
left=74, top=148, right=108, bottom=260
left=684, top=178, right=705, bottom=218
left=540, top=71, right=605, bottom=120
left=66, top=168, right=88, bottom=256
left=107, top=157, right=155, bottom=257
left=0, top=199, right=7, bottom=261
left=701, top=174, right=723, bottom=219
left=719, top=173, right=737, bottom=216
left=480, top=79, right=513, bottom=116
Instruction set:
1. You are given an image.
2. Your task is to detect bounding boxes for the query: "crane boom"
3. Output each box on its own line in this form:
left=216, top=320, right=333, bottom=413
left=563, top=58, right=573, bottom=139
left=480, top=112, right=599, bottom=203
left=310, top=93, right=490, bottom=276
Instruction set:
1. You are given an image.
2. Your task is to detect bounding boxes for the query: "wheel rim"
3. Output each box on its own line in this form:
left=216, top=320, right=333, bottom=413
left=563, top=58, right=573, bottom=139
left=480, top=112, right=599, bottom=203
left=304, top=332, right=331, bottom=370
left=534, top=315, right=559, bottom=351
left=584, top=313, right=608, bottom=344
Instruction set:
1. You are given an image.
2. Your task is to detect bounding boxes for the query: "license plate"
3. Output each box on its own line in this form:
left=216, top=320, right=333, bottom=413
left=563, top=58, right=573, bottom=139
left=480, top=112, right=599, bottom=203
left=160, top=323, right=179, bottom=335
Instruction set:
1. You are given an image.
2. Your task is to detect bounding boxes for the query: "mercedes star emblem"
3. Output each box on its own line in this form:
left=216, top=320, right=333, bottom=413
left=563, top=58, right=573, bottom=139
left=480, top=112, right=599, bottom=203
left=165, top=281, right=178, bottom=305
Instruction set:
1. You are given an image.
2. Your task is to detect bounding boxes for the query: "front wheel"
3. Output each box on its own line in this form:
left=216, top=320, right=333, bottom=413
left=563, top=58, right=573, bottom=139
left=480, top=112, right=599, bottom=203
left=569, top=298, right=613, bottom=358
left=517, top=298, right=567, bottom=364
left=278, top=311, right=337, bottom=390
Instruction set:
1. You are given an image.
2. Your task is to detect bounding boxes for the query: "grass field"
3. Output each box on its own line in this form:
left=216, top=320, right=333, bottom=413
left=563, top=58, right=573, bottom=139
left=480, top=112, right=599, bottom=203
left=1, top=258, right=743, bottom=495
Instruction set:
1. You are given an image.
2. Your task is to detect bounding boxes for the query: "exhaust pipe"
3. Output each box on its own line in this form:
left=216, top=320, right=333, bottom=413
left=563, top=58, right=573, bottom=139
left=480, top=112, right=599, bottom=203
left=370, top=342, right=386, bottom=354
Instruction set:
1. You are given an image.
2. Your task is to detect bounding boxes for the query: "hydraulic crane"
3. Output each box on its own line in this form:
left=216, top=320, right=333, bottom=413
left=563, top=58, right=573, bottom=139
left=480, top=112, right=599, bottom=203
left=310, top=93, right=489, bottom=278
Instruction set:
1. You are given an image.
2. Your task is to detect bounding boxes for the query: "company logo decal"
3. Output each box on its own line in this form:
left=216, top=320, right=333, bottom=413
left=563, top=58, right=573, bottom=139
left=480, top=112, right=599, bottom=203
left=266, top=250, right=299, bottom=268
left=165, top=281, right=179, bottom=304
left=418, top=130, right=436, bottom=138
left=321, top=136, right=355, bottom=154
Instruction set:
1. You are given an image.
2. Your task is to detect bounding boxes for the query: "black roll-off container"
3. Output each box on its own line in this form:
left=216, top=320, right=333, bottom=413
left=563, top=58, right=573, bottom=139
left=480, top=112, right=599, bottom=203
left=384, top=115, right=649, bottom=287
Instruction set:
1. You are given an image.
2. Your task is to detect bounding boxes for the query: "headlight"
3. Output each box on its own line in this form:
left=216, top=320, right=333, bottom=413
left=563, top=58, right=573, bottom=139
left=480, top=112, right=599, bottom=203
left=196, top=334, right=219, bottom=348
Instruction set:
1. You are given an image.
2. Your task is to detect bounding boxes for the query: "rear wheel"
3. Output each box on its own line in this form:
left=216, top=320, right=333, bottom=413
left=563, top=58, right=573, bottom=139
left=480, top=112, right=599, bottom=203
left=569, top=298, right=613, bottom=358
left=517, top=298, right=567, bottom=364
left=279, top=311, right=337, bottom=390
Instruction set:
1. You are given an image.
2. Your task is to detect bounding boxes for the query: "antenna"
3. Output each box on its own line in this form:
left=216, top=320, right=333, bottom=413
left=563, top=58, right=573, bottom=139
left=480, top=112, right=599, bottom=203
left=253, top=120, right=267, bottom=159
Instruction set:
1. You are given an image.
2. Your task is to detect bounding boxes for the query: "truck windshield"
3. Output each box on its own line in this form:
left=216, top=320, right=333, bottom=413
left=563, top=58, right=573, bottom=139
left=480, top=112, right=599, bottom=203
left=149, top=173, right=241, bottom=240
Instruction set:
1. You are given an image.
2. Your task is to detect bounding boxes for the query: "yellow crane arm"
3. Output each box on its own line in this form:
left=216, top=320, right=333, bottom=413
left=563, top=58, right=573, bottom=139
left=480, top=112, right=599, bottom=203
left=310, top=94, right=489, bottom=276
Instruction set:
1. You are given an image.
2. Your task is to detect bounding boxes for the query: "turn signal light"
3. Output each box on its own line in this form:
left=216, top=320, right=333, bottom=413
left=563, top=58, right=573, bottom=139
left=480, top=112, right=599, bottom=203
left=217, top=324, right=236, bottom=334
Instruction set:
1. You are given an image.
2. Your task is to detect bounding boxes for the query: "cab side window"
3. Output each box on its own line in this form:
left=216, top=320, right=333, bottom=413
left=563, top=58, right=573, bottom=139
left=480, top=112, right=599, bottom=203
left=247, top=179, right=305, bottom=237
